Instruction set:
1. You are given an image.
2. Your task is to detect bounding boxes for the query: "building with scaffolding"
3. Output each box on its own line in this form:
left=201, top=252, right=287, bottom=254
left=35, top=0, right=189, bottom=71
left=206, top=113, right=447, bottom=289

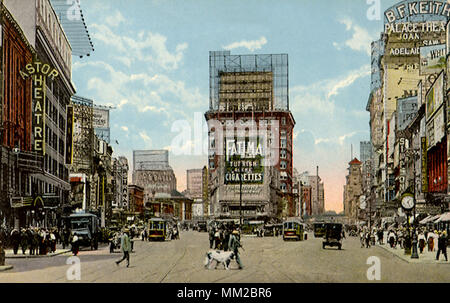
left=205, top=51, right=295, bottom=223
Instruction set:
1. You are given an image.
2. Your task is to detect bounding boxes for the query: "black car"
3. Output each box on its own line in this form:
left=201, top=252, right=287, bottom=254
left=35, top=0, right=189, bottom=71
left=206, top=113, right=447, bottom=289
left=322, top=223, right=343, bottom=250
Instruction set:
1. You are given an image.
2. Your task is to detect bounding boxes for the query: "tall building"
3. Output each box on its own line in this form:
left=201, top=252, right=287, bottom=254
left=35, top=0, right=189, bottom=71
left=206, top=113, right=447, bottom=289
left=205, top=51, right=295, bottom=222
left=1, top=0, right=92, bottom=228
left=112, top=157, right=129, bottom=210
left=343, top=158, right=363, bottom=223
left=309, top=174, right=324, bottom=216
left=186, top=169, right=203, bottom=199
left=360, top=141, right=372, bottom=163
left=132, top=150, right=177, bottom=205
left=366, top=0, right=450, bottom=218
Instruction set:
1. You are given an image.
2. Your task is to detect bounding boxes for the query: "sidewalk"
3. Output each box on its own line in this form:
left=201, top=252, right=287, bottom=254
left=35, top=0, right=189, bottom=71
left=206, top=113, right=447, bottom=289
left=5, top=245, right=71, bottom=259
left=376, top=243, right=449, bottom=264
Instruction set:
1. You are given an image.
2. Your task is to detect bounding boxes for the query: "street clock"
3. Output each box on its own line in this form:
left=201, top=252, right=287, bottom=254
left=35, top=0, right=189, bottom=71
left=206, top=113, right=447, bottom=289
left=401, top=193, right=415, bottom=211
left=359, top=195, right=366, bottom=210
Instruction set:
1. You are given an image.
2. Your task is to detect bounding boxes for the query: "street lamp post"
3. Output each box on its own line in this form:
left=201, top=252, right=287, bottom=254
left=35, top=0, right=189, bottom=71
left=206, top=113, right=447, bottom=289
left=411, top=149, right=419, bottom=259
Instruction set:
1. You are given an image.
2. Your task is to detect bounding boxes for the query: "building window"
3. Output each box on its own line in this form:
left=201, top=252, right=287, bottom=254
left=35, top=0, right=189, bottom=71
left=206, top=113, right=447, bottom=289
left=281, top=117, right=286, bottom=125
left=281, top=139, right=287, bottom=148
left=280, top=149, right=287, bottom=159
left=280, top=161, right=287, bottom=170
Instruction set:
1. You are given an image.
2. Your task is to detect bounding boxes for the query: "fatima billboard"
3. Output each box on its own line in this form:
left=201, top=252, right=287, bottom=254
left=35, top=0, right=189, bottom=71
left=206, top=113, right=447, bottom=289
left=224, top=137, right=264, bottom=185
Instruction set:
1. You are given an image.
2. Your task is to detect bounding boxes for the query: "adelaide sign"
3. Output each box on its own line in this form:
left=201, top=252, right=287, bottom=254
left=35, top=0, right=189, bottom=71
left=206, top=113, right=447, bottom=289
left=20, top=61, right=59, bottom=155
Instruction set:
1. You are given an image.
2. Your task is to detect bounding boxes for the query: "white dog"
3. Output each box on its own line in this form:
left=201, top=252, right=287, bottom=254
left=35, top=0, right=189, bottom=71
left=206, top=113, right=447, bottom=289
left=204, top=250, right=235, bottom=270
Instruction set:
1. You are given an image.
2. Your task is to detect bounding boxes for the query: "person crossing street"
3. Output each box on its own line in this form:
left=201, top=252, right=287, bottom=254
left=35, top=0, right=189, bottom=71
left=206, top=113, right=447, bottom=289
left=228, top=230, right=243, bottom=270
left=116, top=229, right=132, bottom=268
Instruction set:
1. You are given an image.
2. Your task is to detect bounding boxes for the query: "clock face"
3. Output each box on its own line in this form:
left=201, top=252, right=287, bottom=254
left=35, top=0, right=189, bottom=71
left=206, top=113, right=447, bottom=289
left=401, top=195, right=415, bottom=210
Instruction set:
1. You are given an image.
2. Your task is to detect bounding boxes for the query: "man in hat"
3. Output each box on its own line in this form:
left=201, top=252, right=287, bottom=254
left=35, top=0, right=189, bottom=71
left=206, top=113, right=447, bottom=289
left=116, top=229, right=131, bottom=267
left=436, top=231, right=448, bottom=262
left=228, top=230, right=243, bottom=270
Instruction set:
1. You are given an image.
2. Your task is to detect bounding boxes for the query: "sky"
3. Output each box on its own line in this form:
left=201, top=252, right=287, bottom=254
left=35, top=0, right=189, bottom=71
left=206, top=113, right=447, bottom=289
left=71, top=0, right=401, bottom=213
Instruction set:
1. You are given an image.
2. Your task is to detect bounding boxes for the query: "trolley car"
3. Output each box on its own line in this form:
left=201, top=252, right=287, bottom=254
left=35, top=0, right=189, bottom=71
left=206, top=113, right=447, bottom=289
left=147, top=218, right=167, bottom=241
left=283, top=219, right=305, bottom=241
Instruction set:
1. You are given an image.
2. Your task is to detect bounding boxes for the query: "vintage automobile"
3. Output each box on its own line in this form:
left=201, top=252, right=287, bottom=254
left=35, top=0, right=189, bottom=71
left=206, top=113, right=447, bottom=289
left=197, top=221, right=208, bottom=232
left=147, top=218, right=167, bottom=241
left=322, top=223, right=344, bottom=250
left=283, top=219, right=305, bottom=241
left=67, top=212, right=99, bottom=250
left=313, top=222, right=327, bottom=238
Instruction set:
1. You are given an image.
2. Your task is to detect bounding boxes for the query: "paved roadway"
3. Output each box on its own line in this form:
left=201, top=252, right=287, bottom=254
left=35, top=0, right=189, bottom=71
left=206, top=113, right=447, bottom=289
left=0, top=231, right=448, bottom=283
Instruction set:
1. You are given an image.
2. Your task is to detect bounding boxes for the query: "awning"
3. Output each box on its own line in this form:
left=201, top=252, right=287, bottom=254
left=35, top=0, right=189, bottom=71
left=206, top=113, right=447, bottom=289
left=435, top=212, right=450, bottom=223
left=419, top=214, right=438, bottom=224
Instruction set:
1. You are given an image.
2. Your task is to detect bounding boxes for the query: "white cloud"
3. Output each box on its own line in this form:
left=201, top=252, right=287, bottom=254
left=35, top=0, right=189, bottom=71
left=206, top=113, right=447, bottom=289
left=121, top=126, right=129, bottom=132
left=334, top=18, right=377, bottom=56
left=75, top=61, right=206, bottom=122
left=90, top=23, right=188, bottom=70
left=327, top=65, right=371, bottom=99
left=291, top=64, right=370, bottom=115
left=139, top=131, right=152, bottom=146
left=223, top=36, right=267, bottom=52
left=104, top=11, right=126, bottom=28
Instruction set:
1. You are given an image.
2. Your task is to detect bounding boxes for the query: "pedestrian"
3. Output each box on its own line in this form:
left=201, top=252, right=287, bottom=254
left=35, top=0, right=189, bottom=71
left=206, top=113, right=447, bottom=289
left=27, top=228, right=34, bottom=255
left=427, top=230, right=437, bottom=252
left=71, top=232, right=79, bottom=256
left=418, top=230, right=426, bottom=254
left=228, top=230, right=243, bottom=270
left=209, top=227, right=215, bottom=249
left=20, top=228, right=28, bottom=255
left=436, top=231, right=448, bottom=262
left=49, top=229, right=56, bottom=253
left=388, top=230, right=396, bottom=248
left=116, top=229, right=131, bottom=267
left=32, top=228, right=39, bottom=255
left=10, top=229, right=20, bottom=255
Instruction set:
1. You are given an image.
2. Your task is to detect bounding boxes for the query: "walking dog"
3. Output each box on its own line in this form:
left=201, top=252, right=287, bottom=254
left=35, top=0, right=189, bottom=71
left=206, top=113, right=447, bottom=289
left=204, top=250, right=235, bottom=270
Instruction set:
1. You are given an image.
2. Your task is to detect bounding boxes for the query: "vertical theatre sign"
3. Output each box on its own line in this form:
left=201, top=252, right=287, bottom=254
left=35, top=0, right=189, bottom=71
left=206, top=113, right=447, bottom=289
left=20, top=61, right=59, bottom=155
left=421, top=137, right=428, bottom=193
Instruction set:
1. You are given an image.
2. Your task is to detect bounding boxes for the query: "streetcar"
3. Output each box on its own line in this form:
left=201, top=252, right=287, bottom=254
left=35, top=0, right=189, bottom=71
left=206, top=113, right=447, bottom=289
left=313, top=222, right=327, bottom=238
left=282, top=219, right=305, bottom=241
left=147, top=218, right=167, bottom=241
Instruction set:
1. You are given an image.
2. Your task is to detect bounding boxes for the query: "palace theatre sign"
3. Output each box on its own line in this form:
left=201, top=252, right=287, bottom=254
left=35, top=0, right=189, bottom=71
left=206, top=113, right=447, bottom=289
left=20, top=61, right=59, bottom=155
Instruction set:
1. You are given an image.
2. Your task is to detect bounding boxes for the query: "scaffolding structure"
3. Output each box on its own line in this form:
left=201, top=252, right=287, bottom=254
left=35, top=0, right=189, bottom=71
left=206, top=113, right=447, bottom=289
left=209, top=51, right=289, bottom=111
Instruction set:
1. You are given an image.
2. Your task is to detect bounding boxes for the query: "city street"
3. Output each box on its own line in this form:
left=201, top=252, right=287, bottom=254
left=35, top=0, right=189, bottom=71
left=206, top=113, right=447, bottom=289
left=0, top=231, right=448, bottom=283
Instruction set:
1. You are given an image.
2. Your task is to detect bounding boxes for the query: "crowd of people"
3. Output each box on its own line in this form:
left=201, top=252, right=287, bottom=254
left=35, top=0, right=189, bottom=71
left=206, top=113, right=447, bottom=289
left=207, top=222, right=243, bottom=269
left=357, top=225, right=448, bottom=262
left=0, top=227, right=73, bottom=256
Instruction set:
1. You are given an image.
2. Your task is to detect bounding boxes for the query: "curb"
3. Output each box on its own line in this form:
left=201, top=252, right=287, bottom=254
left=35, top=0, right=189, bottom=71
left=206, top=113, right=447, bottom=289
left=375, top=245, right=449, bottom=265
left=0, top=265, right=13, bottom=272
left=5, top=250, right=71, bottom=259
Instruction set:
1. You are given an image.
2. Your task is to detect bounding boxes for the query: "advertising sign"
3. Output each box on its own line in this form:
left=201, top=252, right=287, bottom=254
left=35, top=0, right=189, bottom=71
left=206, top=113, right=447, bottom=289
left=426, top=71, right=444, bottom=119
left=420, top=44, right=446, bottom=75
left=426, top=106, right=445, bottom=150
left=66, top=106, right=74, bottom=165
left=93, top=108, right=110, bottom=128
left=224, top=137, right=264, bottom=185
left=20, top=61, right=59, bottom=155
left=397, top=96, right=418, bottom=131
left=384, top=1, right=450, bottom=24
left=421, top=137, right=428, bottom=193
